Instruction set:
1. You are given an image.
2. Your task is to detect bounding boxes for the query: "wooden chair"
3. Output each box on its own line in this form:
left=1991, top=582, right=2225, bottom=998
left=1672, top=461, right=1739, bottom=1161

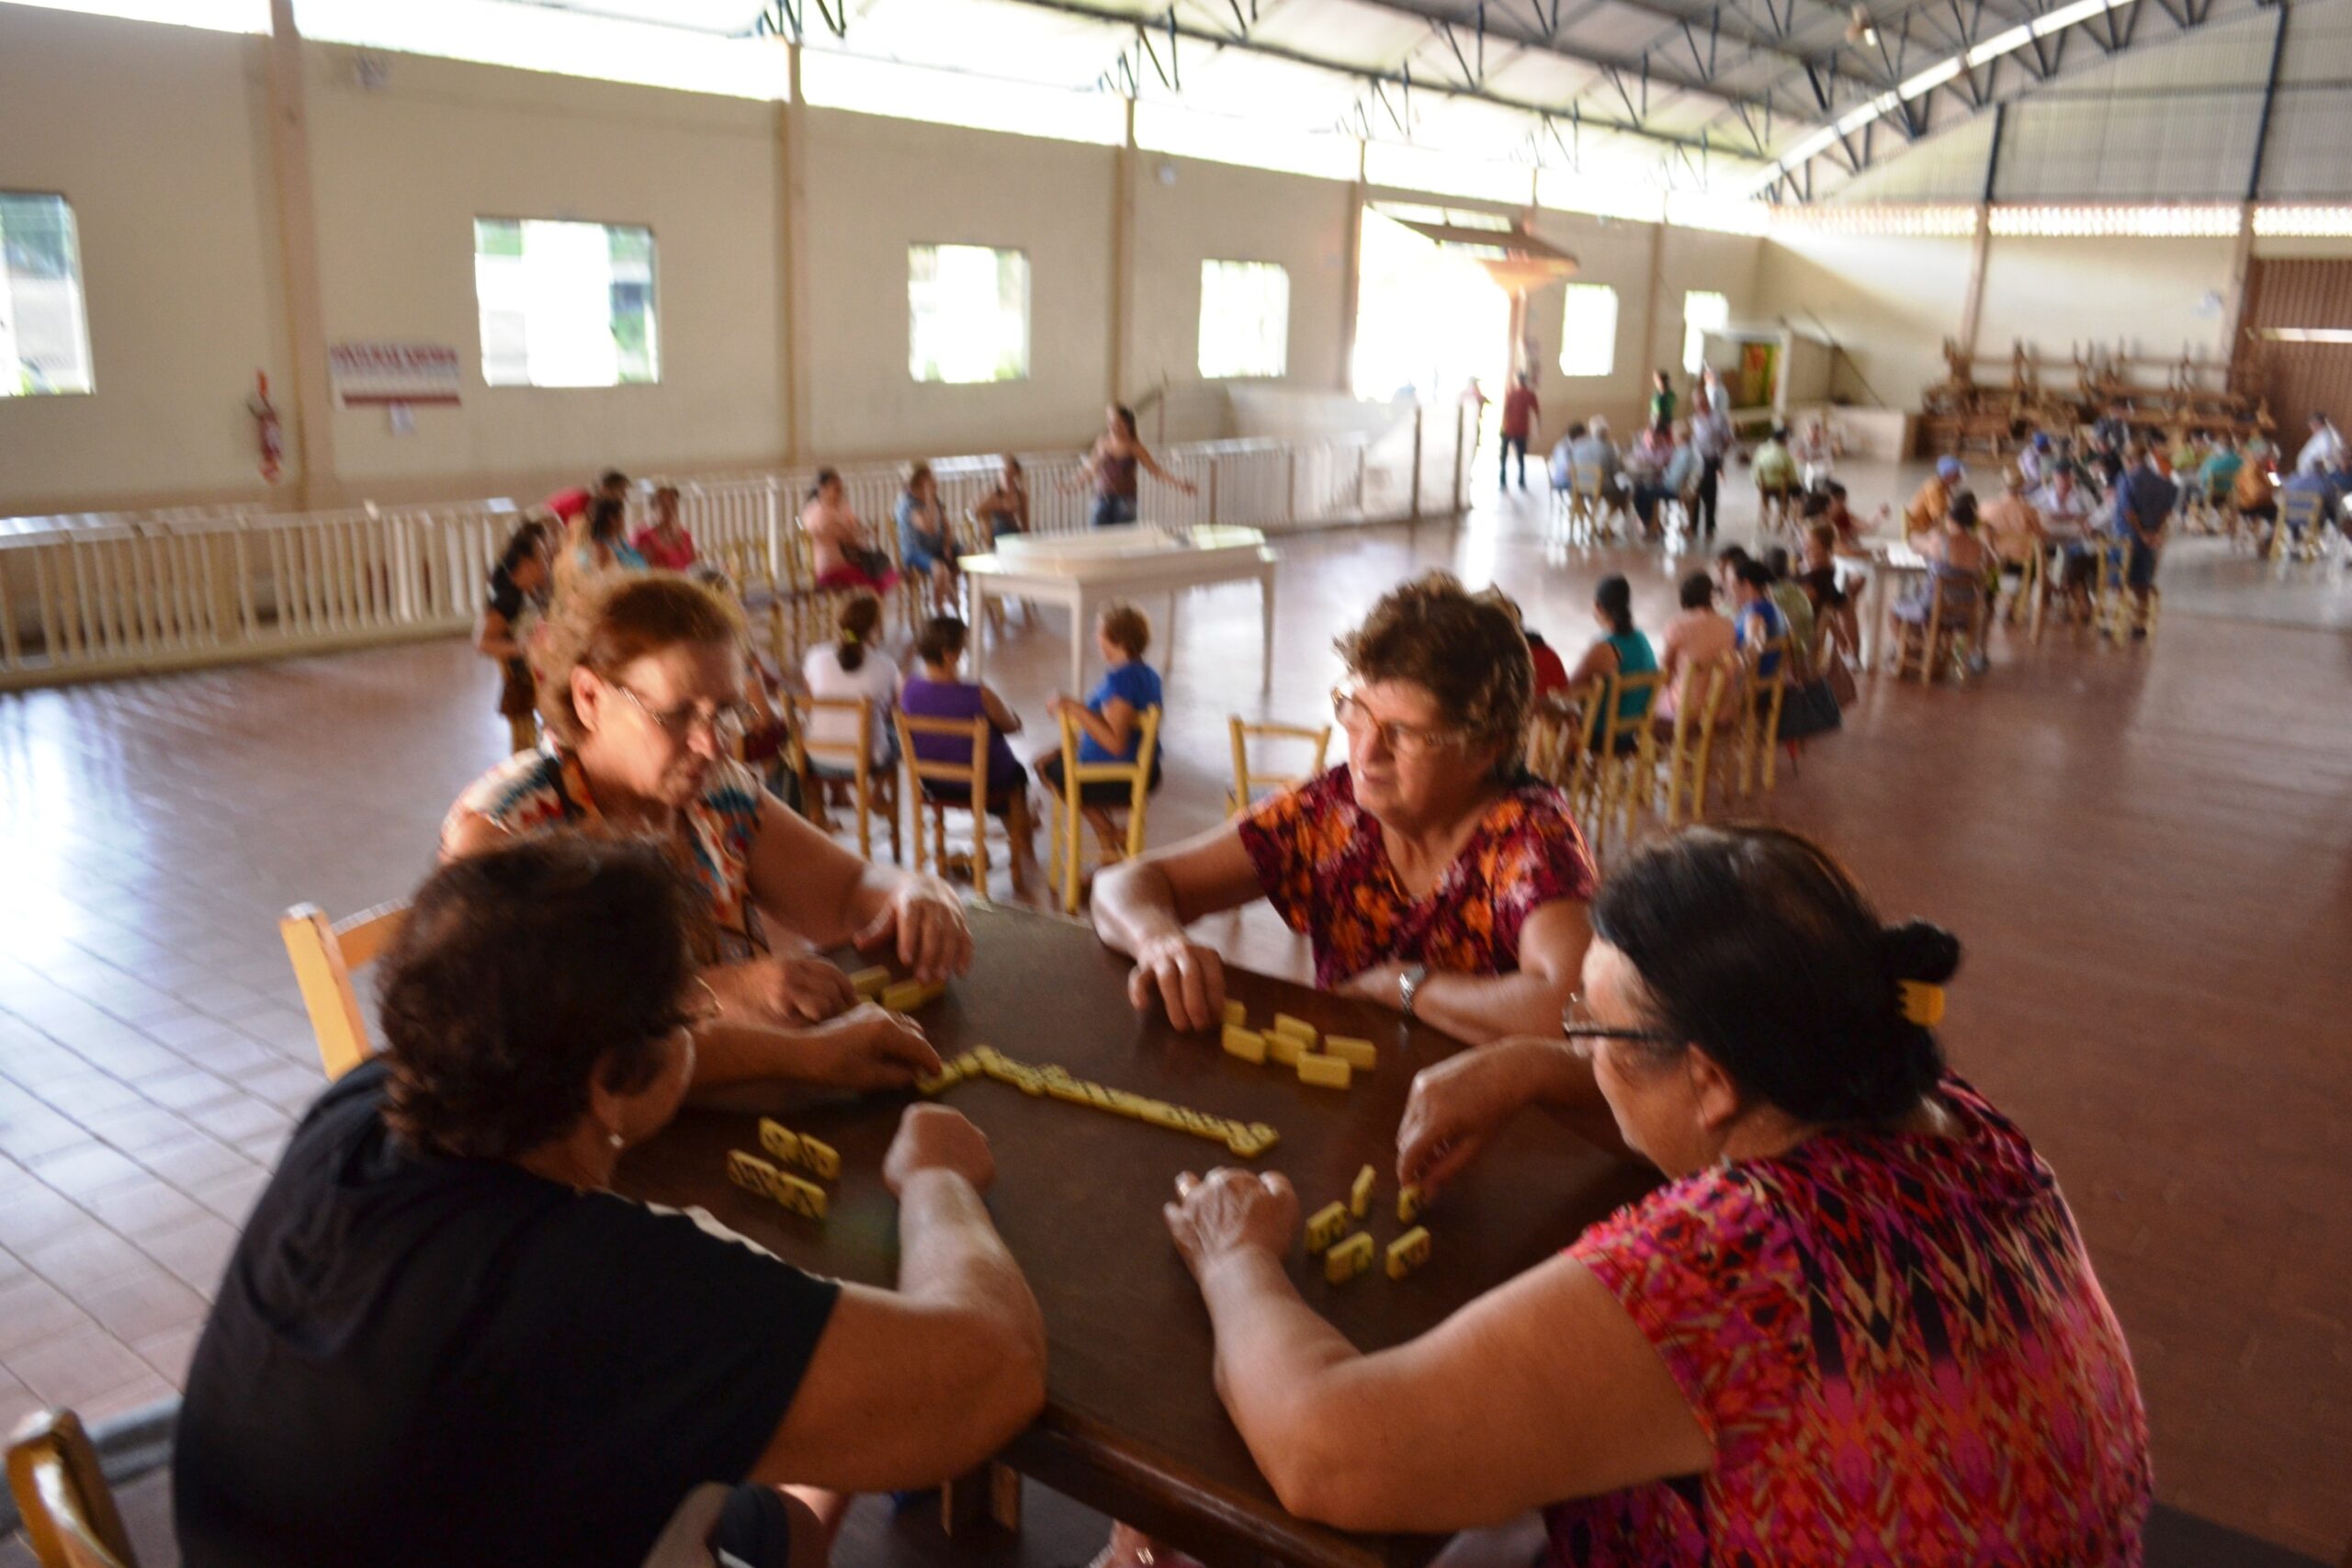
left=1225, top=716, right=1332, bottom=818
left=1657, top=662, right=1733, bottom=828
left=2090, top=540, right=2161, bottom=643
left=1891, top=579, right=1987, bottom=683
left=896, top=711, right=1031, bottom=901
left=1570, top=462, right=1622, bottom=541
left=6, top=1409, right=139, bottom=1568
left=793, top=695, right=901, bottom=863
left=1592, top=671, right=1664, bottom=846
left=281, top=899, right=408, bottom=1079
left=1736, top=637, right=1792, bottom=795
left=2278, top=489, right=2328, bottom=568
left=1046, top=704, right=1163, bottom=916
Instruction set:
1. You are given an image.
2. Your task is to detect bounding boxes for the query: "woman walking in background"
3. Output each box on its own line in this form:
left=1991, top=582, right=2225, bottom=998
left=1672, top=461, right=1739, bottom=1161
left=1074, top=404, right=1196, bottom=528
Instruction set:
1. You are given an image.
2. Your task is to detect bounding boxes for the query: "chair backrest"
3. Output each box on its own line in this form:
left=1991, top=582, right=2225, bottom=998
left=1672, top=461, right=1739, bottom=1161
left=1572, top=461, right=1607, bottom=499
left=6, top=1408, right=139, bottom=1568
left=1055, top=704, right=1163, bottom=911
left=2282, top=488, right=2324, bottom=530
left=897, top=711, right=993, bottom=810
left=281, top=898, right=409, bottom=1079
left=1227, top=716, right=1331, bottom=815
left=1599, top=670, right=1665, bottom=758
left=795, top=694, right=876, bottom=780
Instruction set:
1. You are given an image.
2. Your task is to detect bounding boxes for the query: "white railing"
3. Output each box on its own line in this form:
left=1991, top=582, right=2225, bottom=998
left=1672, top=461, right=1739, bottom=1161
left=0, top=412, right=1467, bottom=690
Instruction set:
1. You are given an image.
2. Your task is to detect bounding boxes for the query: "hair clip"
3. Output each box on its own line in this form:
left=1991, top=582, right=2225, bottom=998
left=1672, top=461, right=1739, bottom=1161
left=1897, top=980, right=1946, bottom=1028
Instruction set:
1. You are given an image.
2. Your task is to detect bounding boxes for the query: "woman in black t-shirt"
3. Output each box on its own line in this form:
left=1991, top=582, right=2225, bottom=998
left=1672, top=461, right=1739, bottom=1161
left=477, top=518, right=552, bottom=753
left=175, top=836, right=1046, bottom=1568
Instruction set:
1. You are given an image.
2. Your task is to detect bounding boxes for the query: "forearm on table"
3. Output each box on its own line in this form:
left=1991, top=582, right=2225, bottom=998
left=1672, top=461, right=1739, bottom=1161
left=1409, top=970, right=1569, bottom=1045
left=896, top=1171, right=1047, bottom=1382
left=1089, top=861, right=1187, bottom=956
left=685, top=1019, right=831, bottom=1090
left=1196, top=1248, right=1379, bottom=1515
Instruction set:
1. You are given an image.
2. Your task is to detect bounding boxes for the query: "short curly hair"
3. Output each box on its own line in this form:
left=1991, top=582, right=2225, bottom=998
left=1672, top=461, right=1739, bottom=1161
left=377, top=834, right=707, bottom=1160
left=537, top=572, right=745, bottom=747
left=1334, top=571, right=1532, bottom=778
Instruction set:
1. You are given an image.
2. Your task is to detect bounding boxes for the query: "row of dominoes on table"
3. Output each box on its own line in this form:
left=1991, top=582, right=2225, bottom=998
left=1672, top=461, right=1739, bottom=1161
left=914, top=1045, right=1282, bottom=1158
left=851, top=964, right=944, bottom=1015
left=1304, top=1163, right=1432, bottom=1284
left=1219, top=1006, right=1376, bottom=1089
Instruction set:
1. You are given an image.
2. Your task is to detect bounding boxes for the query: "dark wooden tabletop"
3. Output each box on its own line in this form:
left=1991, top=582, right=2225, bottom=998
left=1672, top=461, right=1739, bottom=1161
left=616, top=904, right=1657, bottom=1568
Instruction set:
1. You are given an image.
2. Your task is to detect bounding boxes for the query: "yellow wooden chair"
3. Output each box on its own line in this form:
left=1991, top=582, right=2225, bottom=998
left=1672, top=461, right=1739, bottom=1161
left=6, top=1409, right=137, bottom=1568
left=1225, top=716, right=1332, bottom=818
left=1892, top=580, right=1987, bottom=682
left=897, top=711, right=1031, bottom=901
left=1657, top=662, right=1734, bottom=828
left=793, top=695, right=901, bottom=863
left=2090, top=539, right=2161, bottom=643
left=281, top=898, right=408, bottom=1079
left=1736, top=637, right=1792, bottom=796
left=1592, top=671, right=1664, bottom=846
left=1046, top=705, right=1163, bottom=915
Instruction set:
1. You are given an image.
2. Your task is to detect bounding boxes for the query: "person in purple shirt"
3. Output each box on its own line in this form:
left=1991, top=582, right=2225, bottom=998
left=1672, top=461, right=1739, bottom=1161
left=901, top=615, right=1038, bottom=888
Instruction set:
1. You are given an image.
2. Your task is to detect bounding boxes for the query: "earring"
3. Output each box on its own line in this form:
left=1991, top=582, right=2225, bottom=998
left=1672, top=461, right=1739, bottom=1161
left=606, top=1126, right=626, bottom=1152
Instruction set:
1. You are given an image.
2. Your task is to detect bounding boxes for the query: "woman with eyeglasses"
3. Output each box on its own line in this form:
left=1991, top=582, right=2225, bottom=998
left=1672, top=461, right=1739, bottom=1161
left=1159, top=826, right=2150, bottom=1565
left=1091, top=570, right=1597, bottom=1045
left=441, top=573, right=970, bottom=1092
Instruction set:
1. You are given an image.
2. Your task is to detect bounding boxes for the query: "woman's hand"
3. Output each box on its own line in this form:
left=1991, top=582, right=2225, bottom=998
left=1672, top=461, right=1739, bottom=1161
left=1126, top=932, right=1227, bottom=1033
left=705, top=955, right=859, bottom=1025
left=1396, top=1039, right=1557, bottom=1199
left=1163, top=1168, right=1297, bottom=1280
left=1333, top=962, right=1407, bottom=1012
left=855, top=878, right=973, bottom=983
left=797, top=1003, right=944, bottom=1089
left=883, top=1103, right=995, bottom=1195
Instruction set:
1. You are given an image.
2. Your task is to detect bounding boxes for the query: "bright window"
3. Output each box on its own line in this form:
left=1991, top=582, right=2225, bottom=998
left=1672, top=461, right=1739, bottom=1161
left=473, top=218, right=658, bottom=389
left=909, top=244, right=1030, bottom=384
left=1558, top=284, right=1618, bottom=378
left=1198, top=260, right=1290, bottom=379
left=1, top=192, right=96, bottom=398
left=1682, top=290, right=1729, bottom=377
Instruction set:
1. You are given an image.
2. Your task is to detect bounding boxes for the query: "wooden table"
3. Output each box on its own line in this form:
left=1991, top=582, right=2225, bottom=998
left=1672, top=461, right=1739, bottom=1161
left=616, top=905, right=1656, bottom=1568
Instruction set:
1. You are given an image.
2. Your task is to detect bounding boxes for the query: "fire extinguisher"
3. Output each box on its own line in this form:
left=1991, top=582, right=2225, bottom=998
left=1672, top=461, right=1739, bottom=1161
left=249, top=370, right=284, bottom=485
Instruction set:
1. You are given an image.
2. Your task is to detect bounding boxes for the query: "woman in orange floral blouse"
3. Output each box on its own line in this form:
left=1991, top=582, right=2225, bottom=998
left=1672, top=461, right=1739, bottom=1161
left=1092, top=571, right=1597, bottom=1045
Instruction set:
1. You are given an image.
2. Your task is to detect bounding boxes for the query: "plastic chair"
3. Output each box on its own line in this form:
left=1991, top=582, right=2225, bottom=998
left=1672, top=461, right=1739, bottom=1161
left=1225, top=716, right=1331, bottom=818
left=896, top=711, right=1031, bottom=901
left=793, top=695, right=902, bottom=863
left=281, top=898, right=409, bottom=1079
left=1046, top=704, right=1163, bottom=915
left=6, top=1409, right=139, bottom=1568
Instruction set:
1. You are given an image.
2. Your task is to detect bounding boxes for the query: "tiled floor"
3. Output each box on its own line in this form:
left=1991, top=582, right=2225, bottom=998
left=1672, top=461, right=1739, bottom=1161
left=1, top=472, right=2347, bottom=1561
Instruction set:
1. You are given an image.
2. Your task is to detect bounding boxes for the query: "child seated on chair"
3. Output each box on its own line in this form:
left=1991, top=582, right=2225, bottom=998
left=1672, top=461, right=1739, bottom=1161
left=799, top=591, right=899, bottom=823
left=1035, top=603, right=1164, bottom=853
left=902, top=615, right=1037, bottom=887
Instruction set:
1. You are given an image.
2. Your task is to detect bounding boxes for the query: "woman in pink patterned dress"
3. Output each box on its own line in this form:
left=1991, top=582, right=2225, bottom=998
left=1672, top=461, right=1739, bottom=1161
left=1161, top=825, right=2150, bottom=1566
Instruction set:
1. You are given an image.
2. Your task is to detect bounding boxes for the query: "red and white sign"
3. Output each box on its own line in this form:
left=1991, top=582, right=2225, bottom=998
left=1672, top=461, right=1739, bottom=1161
left=328, top=342, right=462, bottom=407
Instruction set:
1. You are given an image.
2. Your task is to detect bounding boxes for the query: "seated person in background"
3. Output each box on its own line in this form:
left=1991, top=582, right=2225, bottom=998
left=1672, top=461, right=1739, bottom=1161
left=632, top=481, right=697, bottom=572
left=2278, top=460, right=2340, bottom=538
left=1758, top=547, right=1816, bottom=668
left=1821, top=479, right=1883, bottom=547
left=1035, top=603, right=1165, bottom=847
left=1545, top=423, right=1585, bottom=493
left=1655, top=570, right=1736, bottom=727
left=801, top=590, right=902, bottom=782
left=175, top=836, right=1046, bottom=1568
left=1980, top=471, right=2047, bottom=622
left=1659, top=420, right=1702, bottom=522
left=1750, top=426, right=1800, bottom=526
left=2295, top=411, right=2344, bottom=477
left=901, top=615, right=1038, bottom=886
left=1623, top=423, right=1678, bottom=538
left=1564, top=575, right=1658, bottom=750
left=1731, top=559, right=1790, bottom=679
left=895, top=461, right=957, bottom=607
left=546, top=468, right=628, bottom=527
left=2199, top=435, right=2243, bottom=509
left=1905, top=457, right=1965, bottom=538
left=442, top=575, right=967, bottom=1079
left=1894, top=491, right=1991, bottom=631
left=2018, top=430, right=2052, bottom=490
left=1525, top=627, right=1571, bottom=703
left=556, top=495, right=646, bottom=602
left=2232, top=442, right=2278, bottom=534
left=1159, top=826, right=2151, bottom=1565
left=1797, top=523, right=1860, bottom=664
left=1093, top=572, right=1596, bottom=1045
left=1792, top=418, right=1835, bottom=489
left=974, top=454, right=1029, bottom=541
left=801, top=468, right=899, bottom=593
left=478, top=518, right=553, bottom=755
left=1570, top=416, right=1623, bottom=500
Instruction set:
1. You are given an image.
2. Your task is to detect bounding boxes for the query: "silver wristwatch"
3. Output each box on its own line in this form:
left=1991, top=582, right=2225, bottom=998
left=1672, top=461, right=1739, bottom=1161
left=1398, top=963, right=1430, bottom=1021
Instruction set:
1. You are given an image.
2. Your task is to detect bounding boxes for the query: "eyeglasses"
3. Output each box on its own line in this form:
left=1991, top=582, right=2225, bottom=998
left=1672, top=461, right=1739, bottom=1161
left=612, top=683, right=755, bottom=745
left=1331, top=685, right=1472, bottom=761
left=1560, top=992, right=1677, bottom=1060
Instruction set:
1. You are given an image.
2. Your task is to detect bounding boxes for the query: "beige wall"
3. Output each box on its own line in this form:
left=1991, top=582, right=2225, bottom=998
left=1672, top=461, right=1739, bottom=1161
left=0, top=6, right=291, bottom=511
left=1752, top=230, right=1973, bottom=412
left=304, top=48, right=786, bottom=498
left=1974, top=235, right=2240, bottom=368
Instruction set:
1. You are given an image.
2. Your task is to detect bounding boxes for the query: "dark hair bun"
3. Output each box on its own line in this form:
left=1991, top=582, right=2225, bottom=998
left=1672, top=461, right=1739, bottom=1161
left=1881, top=920, right=1962, bottom=986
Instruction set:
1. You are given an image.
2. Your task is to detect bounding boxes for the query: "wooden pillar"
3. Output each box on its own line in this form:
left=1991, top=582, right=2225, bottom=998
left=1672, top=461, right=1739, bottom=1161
left=1337, top=139, right=1365, bottom=394
left=1957, top=203, right=1993, bottom=361
left=2221, top=202, right=2258, bottom=389
left=778, top=44, right=809, bottom=465
left=263, top=0, right=337, bottom=508
left=1108, top=98, right=1137, bottom=404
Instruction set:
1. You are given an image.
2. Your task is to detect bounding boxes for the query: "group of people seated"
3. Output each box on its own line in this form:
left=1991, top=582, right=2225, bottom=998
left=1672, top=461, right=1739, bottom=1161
left=177, top=569, right=2154, bottom=1568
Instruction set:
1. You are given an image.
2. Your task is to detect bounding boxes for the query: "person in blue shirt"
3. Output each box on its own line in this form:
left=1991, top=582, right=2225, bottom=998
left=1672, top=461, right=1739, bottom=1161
left=895, top=460, right=957, bottom=609
left=1565, top=575, right=1659, bottom=752
left=1731, top=559, right=1788, bottom=680
left=1036, top=603, right=1164, bottom=840
left=2112, top=443, right=2178, bottom=628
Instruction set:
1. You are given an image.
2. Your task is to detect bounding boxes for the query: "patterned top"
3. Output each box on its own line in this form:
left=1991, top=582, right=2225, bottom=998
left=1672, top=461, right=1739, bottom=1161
left=1235, top=765, right=1597, bottom=988
left=1549, top=1076, right=2151, bottom=1567
left=445, top=748, right=768, bottom=964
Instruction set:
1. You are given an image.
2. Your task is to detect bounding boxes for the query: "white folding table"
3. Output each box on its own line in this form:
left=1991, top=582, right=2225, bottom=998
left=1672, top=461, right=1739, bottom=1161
left=961, top=525, right=1277, bottom=696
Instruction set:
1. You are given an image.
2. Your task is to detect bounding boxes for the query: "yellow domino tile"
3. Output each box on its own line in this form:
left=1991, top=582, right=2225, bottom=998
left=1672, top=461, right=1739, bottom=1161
left=1270, top=1013, right=1318, bottom=1047
left=1221, top=1025, right=1267, bottom=1064
left=1398, top=1184, right=1426, bottom=1224
left=1266, top=1030, right=1304, bottom=1066
left=1222, top=998, right=1248, bottom=1028
left=1385, top=1226, right=1431, bottom=1280
left=1349, top=1164, right=1376, bottom=1218
left=1324, top=1232, right=1374, bottom=1284
left=774, top=1172, right=829, bottom=1221
left=1323, top=1035, right=1377, bottom=1073
left=1295, top=1054, right=1351, bottom=1089
left=727, top=1150, right=779, bottom=1196
left=1304, top=1201, right=1351, bottom=1254
left=848, top=966, right=892, bottom=999
left=756, top=1119, right=801, bottom=1167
